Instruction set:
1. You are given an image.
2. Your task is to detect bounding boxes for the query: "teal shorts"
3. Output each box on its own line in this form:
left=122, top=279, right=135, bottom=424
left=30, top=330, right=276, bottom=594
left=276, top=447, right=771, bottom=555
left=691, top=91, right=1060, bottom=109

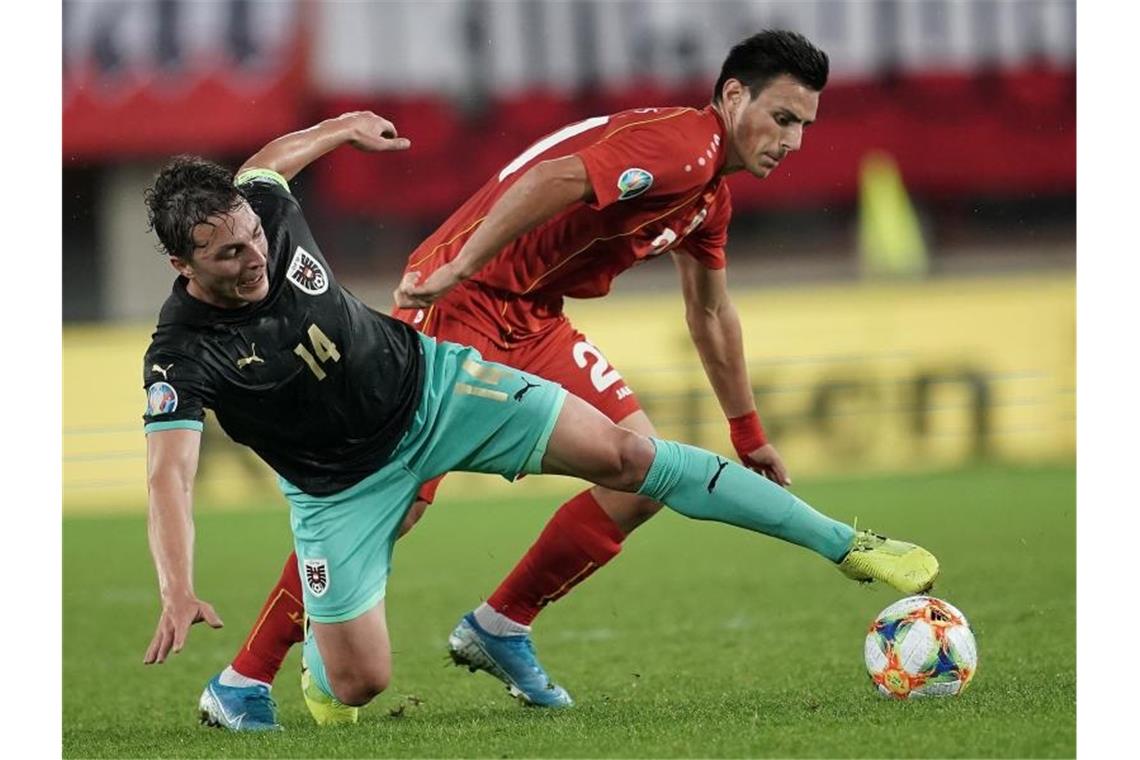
left=280, top=333, right=567, bottom=623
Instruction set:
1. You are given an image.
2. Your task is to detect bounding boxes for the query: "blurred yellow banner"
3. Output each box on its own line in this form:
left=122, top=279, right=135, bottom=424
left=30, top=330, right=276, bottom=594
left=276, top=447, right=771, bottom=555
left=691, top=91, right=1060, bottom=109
left=63, top=273, right=1074, bottom=514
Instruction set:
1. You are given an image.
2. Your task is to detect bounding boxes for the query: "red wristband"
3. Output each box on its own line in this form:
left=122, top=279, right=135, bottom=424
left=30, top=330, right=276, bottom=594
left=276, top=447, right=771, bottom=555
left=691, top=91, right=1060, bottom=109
left=728, top=410, right=768, bottom=457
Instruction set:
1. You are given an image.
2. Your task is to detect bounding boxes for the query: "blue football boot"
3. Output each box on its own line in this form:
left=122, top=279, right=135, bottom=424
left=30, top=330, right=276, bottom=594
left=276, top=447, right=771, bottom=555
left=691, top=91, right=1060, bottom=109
left=198, top=673, right=282, bottom=731
left=447, top=613, right=573, bottom=708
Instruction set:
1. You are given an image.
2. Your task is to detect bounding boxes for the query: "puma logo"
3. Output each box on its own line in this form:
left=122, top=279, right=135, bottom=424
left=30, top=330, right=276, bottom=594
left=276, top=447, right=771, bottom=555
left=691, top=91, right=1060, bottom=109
left=707, top=457, right=730, bottom=493
left=287, top=611, right=304, bottom=626
left=151, top=363, right=173, bottom=380
left=514, top=379, right=541, bottom=402
left=236, top=343, right=265, bottom=369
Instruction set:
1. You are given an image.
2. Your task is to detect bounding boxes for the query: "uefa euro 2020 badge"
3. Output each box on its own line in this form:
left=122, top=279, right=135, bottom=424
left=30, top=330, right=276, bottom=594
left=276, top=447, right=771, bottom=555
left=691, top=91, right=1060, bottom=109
left=616, top=168, right=654, bottom=201
left=146, top=381, right=179, bottom=416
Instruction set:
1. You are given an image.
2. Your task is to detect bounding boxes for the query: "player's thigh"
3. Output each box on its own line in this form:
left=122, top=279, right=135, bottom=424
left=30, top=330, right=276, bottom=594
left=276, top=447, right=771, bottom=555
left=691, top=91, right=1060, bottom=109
left=541, top=391, right=656, bottom=492
left=280, top=466, right=420, bottom=625
left=396, top=334, right=570, bottom=483
left=311, top=600, right=391, bottom=695
left=394, top=305, right=502, bottom=505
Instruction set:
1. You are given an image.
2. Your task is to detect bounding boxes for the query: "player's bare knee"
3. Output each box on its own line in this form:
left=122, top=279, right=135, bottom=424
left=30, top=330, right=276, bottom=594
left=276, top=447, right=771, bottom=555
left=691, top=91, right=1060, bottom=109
left=612, top=431, right=655, bottom=492
left=328, top=667, right=390, bottom=706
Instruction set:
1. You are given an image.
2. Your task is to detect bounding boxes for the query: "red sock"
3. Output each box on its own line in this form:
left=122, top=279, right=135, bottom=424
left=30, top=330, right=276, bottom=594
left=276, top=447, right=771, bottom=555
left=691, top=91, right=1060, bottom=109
left=231, top=551, right=305, bottom=684
left=488, top=490, right=625, bottom=625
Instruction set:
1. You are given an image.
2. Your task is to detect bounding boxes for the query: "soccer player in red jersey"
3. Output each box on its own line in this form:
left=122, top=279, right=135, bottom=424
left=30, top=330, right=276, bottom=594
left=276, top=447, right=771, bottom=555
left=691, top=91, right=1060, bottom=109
left=205, top=31, right=937, bottom=725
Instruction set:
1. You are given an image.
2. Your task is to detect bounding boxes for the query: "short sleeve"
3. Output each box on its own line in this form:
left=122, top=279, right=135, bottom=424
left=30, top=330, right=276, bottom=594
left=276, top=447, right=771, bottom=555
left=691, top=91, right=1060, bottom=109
left=577, top=119, right=709, bottom=210
left=235, top=168, right=290, bottom=193
left=236, top=168, right=301, bottom=224
left=680, top=182, right=732, bottom=271
left=141, top=352, right=209, bottom=434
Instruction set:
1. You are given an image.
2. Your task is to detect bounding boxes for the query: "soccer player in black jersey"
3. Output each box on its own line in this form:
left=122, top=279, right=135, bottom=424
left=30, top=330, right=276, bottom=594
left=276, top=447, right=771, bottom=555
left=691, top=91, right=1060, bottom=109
left=140, top=112, right=938, bottom=729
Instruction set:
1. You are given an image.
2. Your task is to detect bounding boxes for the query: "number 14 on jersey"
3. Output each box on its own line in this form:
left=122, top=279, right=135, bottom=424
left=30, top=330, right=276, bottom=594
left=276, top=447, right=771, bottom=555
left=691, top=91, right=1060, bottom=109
left=294, top=323, right=341, bottom=380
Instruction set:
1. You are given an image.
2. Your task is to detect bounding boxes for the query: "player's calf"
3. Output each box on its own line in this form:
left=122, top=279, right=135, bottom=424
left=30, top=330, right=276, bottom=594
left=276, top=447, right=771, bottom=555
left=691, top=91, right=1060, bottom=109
left=591, top=486, right=663, bottom=533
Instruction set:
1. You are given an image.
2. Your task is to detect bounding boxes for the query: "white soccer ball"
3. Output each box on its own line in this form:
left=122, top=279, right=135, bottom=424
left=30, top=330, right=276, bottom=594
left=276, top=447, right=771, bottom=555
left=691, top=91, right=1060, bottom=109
left=863, top=595, right=977, bottom=699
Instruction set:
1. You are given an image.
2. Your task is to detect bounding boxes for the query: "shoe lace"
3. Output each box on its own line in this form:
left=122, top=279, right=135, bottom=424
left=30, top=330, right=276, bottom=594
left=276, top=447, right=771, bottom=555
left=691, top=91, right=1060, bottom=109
left=850, top=524, right=887, bottom=552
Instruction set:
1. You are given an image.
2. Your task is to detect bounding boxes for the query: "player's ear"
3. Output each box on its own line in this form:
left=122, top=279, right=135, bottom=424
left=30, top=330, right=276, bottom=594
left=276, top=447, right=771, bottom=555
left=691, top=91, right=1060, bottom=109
left=168, top=255, right=194, bottom=278
left=722, top=78, right=744, bottom=106
left=720, top=79, right=748, bottom=126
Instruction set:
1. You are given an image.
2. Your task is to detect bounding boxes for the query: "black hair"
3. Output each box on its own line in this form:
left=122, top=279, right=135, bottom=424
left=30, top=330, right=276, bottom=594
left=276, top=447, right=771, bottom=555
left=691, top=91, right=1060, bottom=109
left=712, top=30, right=829, bottom=103
left=144, top=155, right=243, bottom=260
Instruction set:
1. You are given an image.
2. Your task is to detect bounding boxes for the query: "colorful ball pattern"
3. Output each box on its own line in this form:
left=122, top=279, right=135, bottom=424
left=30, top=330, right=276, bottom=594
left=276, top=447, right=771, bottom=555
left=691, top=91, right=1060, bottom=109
left=864, top=596, right=977, bottom=699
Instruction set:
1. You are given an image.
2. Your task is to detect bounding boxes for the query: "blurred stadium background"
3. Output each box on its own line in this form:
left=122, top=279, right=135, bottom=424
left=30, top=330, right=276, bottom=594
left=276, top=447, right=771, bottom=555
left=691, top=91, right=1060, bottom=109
left=62, top=0, right=1075, bottom=515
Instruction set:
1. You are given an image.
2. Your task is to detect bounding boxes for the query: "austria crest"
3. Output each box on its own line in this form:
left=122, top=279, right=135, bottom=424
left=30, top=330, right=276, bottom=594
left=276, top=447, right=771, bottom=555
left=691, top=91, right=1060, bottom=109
left=303, top=558, right=330, bottom=597
left=287, top=246, right=329, bottom=295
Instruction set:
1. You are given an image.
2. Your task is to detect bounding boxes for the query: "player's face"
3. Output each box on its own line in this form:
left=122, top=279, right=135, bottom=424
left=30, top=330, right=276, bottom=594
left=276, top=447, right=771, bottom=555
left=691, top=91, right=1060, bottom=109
left=721, top=74, right=819, bottom=179
left=172, top=201, right=270, bottom=308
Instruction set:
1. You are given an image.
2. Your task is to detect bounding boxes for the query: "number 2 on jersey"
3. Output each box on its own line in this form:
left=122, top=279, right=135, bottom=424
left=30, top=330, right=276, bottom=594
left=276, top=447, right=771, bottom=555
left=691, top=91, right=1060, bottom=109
left=572, top=341, right=622, bottom=392
left=294, top=323, right=341, bottom=381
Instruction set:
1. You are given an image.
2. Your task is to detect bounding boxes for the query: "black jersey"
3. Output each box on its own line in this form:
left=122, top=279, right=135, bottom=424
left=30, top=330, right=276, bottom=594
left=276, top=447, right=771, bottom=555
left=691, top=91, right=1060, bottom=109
left=142, top=173, right=424, bottom=496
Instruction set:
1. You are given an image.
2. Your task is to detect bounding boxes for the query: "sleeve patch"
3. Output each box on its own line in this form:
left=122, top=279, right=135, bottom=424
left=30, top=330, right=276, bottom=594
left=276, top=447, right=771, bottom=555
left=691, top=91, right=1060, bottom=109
left=616, top=168, right=654, bottom=200
left=146, top=381, right=179, bottom=415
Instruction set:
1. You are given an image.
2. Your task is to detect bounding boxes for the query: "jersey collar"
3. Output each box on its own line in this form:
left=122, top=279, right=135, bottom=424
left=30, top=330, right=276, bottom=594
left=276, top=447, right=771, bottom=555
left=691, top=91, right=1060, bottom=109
left=702, top=105, right=730, bottom=175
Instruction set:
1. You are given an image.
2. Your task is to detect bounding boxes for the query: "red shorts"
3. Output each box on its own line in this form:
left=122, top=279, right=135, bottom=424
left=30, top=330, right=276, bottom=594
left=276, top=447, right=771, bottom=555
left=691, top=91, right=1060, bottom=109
left=392, top=304, right=643, bottom=503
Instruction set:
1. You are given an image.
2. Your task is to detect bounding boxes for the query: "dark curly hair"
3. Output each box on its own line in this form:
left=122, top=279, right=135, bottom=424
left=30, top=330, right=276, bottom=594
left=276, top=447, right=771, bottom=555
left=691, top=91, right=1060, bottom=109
left=712, top=30, right=829, bottom=103
left=144, top=155, right=244, bottom=260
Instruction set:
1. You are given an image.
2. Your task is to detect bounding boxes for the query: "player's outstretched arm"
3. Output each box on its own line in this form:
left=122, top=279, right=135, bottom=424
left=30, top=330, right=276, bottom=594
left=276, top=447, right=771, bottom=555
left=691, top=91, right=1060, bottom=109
left=237, top=111, right=411, bottom=182
left=142, top=428, right=224, bottom=665
left=394, top=155, right=593, bottom=308
left=674, top=251, right=791, bottom=486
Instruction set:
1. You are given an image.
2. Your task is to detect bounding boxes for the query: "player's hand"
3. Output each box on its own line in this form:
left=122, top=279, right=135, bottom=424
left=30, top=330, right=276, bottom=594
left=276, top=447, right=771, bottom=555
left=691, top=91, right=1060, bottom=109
left=339, top=111, right=411, bottom=153
left=393, top=265, right=463, bottom=309
left=143, top=592, right=224, bottom=665
left=739, top=443, right=792, bottom=487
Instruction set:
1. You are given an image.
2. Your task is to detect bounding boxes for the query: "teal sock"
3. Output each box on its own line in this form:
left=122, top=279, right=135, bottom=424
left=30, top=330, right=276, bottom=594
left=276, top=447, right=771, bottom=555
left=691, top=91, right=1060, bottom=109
left=637, top=438, right=855, bottom=562
left=302, top=624, right=335, bottom=699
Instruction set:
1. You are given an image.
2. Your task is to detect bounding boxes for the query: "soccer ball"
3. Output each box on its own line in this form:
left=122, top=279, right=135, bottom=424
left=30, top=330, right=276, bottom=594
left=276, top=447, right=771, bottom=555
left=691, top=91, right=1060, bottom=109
left=864, top=596, right=977, bottom=699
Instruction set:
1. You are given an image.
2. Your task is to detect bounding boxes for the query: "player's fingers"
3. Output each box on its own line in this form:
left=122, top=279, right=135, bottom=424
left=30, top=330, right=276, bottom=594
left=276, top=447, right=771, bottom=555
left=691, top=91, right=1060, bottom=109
left=767, top=456, right=791, bottom=486
left=384, top=137, right=412, bottom=151
left=394, top=291, right=418, bottom=309
left=149, top=622, right=174, bottom=664
left=375, top=116, right=398, bottom=138
left=394, top=274, right=418, bottom=304
left=143, top=623, right=165, bottom=664
left=199, top=603, right=225, bottom=629
left=171, top=618, right=191, bottom=655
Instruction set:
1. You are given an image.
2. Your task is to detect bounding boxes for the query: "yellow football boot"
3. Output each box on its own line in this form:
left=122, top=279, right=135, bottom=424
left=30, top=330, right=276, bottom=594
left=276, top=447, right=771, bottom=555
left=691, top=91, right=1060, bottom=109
left=300, top=656, right=359, bottom=726
left=837, top=529, right=939, bottom=594
left=300, top=614, right=359, bottom=727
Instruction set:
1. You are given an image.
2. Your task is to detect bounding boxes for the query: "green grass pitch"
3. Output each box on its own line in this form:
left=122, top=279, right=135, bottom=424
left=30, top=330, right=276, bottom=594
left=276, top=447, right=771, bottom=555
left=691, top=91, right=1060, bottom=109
left=63, top=464, right=1075, bottom=757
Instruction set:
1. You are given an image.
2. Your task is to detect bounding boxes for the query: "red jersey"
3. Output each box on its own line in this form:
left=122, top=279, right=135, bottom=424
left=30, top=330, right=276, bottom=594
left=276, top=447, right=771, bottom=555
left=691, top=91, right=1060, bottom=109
left=403, top=105, right=733, bottom=346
